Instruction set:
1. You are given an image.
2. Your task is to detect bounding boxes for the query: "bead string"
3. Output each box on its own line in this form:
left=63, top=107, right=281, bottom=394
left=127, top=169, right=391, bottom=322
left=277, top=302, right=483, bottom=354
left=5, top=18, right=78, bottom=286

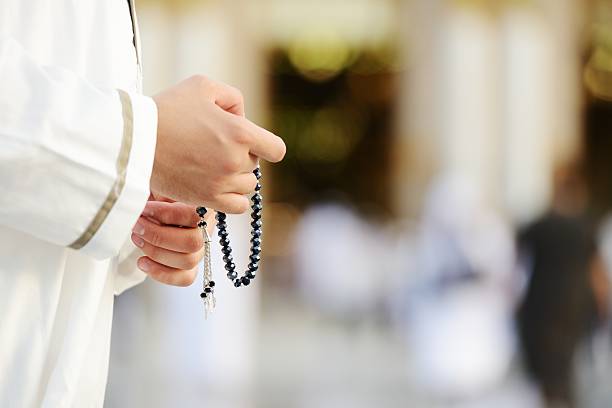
left=196, top=167, right=263, bottom=315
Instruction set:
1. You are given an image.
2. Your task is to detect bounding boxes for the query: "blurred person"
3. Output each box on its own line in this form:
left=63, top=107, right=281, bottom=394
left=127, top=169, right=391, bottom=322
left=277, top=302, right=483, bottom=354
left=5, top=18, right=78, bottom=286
left=576, top=216, right=612, bottom=407
left=569, top=85, right=612, bottom=407
left=0, top=1, right=285, bottom=406
left=517, top=213, right=602, bottom=408
left=406, top=175, right=530, bottom=406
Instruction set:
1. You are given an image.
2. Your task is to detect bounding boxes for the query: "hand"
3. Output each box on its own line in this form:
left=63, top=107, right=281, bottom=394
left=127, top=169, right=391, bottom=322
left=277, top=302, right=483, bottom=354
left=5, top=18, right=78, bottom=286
left=130, top=199, right=214, bottom=286
left=150, top=75, right=286, bottom=213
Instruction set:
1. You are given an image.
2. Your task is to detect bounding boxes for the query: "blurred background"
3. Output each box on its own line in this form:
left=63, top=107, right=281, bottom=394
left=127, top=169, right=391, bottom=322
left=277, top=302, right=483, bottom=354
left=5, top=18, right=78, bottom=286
left=106, top=0, right=612, bottom=407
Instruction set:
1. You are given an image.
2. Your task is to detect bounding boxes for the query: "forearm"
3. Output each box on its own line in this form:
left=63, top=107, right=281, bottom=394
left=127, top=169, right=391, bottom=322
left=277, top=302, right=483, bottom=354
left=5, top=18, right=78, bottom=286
left=0, top=37, right=157, bottom=259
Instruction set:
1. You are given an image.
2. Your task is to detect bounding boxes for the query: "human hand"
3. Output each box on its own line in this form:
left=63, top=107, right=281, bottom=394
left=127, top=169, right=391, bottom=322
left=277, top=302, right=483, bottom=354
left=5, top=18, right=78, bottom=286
left=150, top=75, right=286, bottom=213
left=130, top=199, right=214, bottom=286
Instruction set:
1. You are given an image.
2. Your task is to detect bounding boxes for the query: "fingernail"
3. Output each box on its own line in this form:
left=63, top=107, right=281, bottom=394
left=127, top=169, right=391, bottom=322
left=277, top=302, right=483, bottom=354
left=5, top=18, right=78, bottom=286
left=131, top=234, right=145, bottom=248
left=137, top=258, right=150, bottom=272
left=133, top=220, right=145, bottom=235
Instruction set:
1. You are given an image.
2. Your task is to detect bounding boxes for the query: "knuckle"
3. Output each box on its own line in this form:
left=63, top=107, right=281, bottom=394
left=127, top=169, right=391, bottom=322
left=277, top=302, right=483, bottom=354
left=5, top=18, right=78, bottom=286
left=148, top=227, right=163, bottom=248
left=221, top=156, right=242, bottom=174
left=191, top=74, right=209, bottom=86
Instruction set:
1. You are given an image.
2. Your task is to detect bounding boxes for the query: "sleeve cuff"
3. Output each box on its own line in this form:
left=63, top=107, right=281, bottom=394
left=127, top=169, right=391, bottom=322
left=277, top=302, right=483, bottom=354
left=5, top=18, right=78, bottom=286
left=78, top=90, right=158, bottom=259
left=114, top=238, right=148, bottom=295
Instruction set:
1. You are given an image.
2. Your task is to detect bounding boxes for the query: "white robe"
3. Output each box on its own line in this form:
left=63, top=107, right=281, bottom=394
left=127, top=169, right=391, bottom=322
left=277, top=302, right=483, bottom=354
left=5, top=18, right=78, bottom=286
left=0, top=0, right=158, bottom=406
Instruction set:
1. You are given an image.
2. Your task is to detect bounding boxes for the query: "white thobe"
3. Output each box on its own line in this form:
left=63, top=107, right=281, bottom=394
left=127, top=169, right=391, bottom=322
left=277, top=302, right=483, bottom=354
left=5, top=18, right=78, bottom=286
left=0, top=1, right=158, bottom=406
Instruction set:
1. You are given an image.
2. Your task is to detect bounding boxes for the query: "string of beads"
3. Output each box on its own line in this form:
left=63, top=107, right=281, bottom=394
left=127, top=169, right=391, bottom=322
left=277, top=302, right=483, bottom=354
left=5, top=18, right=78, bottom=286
left=196, top=166, right=262, bottom=302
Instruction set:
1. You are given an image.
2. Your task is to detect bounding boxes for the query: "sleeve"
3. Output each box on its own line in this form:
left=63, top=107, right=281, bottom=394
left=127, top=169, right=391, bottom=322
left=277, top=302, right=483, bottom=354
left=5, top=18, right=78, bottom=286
left=0, top=37, right=158, bottom=259
left=114, top=238, right=148, bottom=295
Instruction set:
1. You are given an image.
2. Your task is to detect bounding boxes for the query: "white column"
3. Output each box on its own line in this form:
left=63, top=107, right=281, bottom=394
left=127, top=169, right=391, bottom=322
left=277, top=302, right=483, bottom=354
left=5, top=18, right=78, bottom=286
left=438, top=5, right=501, bottom=203
left=500, top=0, right=582, bottom=223
left=399, top=1, right=502, bottom=212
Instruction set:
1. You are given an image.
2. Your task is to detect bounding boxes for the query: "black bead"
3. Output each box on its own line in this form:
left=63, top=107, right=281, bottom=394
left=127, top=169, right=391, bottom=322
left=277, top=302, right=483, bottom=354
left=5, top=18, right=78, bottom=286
left=251, top=237, right=261, bottom=246
left=246, top=271, right=256, bottom=279
left=219, top=229, right=229, bottom=238
left=252, top=203, right=263, bottom=212
left=204, top=287, right=212, bottom=293
left=241, top=276, right=251, bottom=286
left=251, top=212, right=262, bottom=221
left=200, top=292, right=207, bottom=298
left=254, top=168, right=262, bottom=180
left=221, top=247, right=232, bottom=255
left=216, top=221, right=227, bottom=229
left=197, top=221, right=207, bottom=228
left=251, top=229, right=262, bottom=238
left=209, top=281, right=216, bottom=287
left=219, top=237, right=230, bottom=247
left=227, top=271, right=238, bottom=280
left=225, top=262, right=236, bottom=271
left=249, top=254, right=260, bottom=263
left=255, top=183, right=262, bottom=191
left=251, top=246, right=261, bottom=255
left=196, top=207, right=207, bottom=217
left=234, top=279, right=242, bottom=288
left=222, top=255, right=233, bottom=263
left=251, top=220, right=262, bottom=229
left=248, top=262, right=258, bottom=271
left=252, top=193, right=262, bottom=203
left=216, top=212, right=227, bottom=221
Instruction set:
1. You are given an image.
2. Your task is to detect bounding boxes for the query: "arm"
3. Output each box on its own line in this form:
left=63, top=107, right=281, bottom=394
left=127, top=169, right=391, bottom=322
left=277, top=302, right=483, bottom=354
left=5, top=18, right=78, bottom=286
left=0, top=36, right=285, bottom=264
left=0, top=37, right=157, bottom=259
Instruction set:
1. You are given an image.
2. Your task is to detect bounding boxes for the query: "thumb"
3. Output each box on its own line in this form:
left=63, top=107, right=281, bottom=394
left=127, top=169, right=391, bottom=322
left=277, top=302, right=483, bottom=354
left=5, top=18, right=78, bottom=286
left=143, top=201, right=200, bottom=227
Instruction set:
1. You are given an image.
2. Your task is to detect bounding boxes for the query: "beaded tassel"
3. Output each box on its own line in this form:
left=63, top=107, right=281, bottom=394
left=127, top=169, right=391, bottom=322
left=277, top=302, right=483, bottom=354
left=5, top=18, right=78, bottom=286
left=197, top=207, right=216, bottom=318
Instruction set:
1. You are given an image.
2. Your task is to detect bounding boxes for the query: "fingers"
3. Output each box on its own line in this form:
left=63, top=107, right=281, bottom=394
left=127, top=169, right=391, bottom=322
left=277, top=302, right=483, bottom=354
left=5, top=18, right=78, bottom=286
left=143, top=201, right=200, bottom=227
left=132, top=233, right=203, bottom=270
left=213, top=82, right=245, bottom=117
left=137, top=256, right=198, bottom=287
left=229, top=172, right=259, bottom=195
left=233, top=116, right=285, bottom=163
left=214, top=193, right=251, bottom=214
left=132, top=216, right=203, bottom=253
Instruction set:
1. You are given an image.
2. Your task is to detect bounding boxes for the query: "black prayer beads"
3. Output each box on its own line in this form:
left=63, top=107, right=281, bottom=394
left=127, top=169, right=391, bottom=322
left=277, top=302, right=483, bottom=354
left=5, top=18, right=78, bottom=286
left=196, top=166, right=263, bottom=302
left=216, top=167, right=263, bottom=288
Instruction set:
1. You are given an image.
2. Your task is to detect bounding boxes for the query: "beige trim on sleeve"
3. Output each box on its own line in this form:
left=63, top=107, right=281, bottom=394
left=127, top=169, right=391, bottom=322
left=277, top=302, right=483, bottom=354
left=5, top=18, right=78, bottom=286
left=69, top=90, right=134, bottom=250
